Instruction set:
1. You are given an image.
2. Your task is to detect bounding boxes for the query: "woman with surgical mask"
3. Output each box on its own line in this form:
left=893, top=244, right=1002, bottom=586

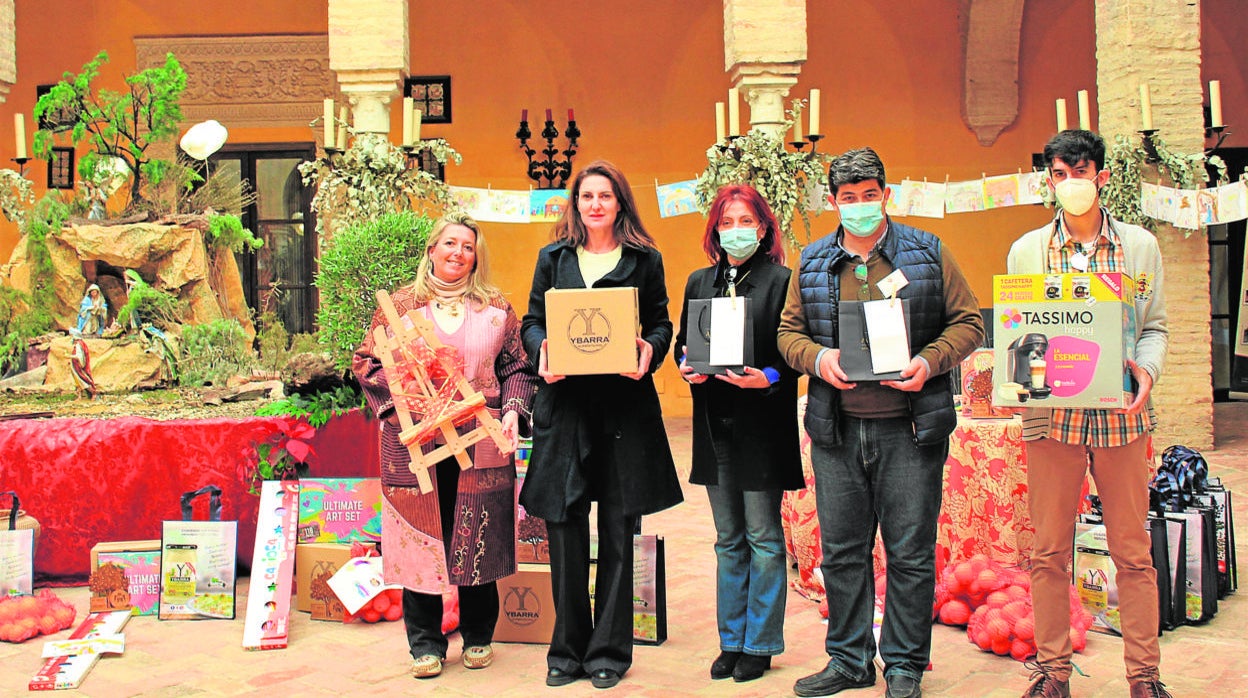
left=673, top=184, right=803, bottom=684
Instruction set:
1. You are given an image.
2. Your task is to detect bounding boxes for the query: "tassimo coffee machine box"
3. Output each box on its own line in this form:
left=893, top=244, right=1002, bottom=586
left=991, top=272, right=1137, bottom=409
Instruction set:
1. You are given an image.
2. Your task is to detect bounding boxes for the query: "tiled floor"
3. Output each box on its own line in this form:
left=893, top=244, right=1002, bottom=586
left=2, top=403, right=1245, bottom=697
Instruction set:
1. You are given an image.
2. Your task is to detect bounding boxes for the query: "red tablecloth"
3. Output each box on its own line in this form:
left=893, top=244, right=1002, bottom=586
left=0, top=409, right=378, bottom=583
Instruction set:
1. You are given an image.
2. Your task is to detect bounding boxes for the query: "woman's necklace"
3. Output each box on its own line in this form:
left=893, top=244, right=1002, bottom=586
left=432, top=298, right=463, bottom=317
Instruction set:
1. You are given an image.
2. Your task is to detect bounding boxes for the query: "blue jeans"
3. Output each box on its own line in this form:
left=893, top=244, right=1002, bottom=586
left=810, top=416, right=947, bottom=682
left=706, top=462, right=787, bottom=656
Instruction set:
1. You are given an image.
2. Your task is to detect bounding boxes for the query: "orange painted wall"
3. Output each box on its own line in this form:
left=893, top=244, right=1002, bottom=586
left=2, top=1, right=1240, bottom=416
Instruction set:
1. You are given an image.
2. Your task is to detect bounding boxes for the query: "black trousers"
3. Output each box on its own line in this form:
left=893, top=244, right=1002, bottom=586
left=402, top=457, right=500, bottom=659
left=546, top=461, right=638, bottom=675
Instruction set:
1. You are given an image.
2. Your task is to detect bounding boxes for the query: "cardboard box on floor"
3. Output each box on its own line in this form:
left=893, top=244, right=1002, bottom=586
left=544, top=287, right=639, bottom=375
left=89, top=540, right=162, bottom=615
left=495, top=564, right=556, bottom=643
left=295, top=541, right=378, bottom=618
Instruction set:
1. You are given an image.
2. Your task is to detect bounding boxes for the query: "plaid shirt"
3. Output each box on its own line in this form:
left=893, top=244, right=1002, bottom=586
left=1027, top=211, right=1153, bottom=447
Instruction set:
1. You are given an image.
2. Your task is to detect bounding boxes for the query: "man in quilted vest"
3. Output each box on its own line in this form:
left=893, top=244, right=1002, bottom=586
left=779, top=147, right=983, bottom=698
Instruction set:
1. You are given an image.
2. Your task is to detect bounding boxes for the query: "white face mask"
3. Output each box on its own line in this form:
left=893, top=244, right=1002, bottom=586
left=1054, top=178, right=1099, bottom=216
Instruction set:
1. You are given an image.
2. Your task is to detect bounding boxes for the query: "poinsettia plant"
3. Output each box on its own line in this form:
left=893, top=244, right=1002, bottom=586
left=239, top=417, right=318, bottom=495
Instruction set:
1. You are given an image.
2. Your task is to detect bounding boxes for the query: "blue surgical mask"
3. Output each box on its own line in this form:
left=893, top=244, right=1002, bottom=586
left=838, top=201, right=886, bottom=238
left=719, top=227, right=760, bottom=260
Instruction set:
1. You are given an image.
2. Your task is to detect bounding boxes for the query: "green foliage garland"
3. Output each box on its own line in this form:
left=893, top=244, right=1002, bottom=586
left=696, top=101, right=831, bottom=248
left=298, top=133, right=461, bottom=238
left=314, top=210, right=434, bottom=370
left=1101, top=133, right=1227, bottom=236
left=254, top=385, right=365, bottom=427
left=0, top=169, right=35, bottom=226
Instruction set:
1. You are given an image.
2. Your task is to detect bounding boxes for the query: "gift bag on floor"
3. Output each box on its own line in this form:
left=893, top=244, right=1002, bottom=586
left=0, top=492, right=35, bottom=596
left=1164, top=507, right=1217, bottom=623
left=159, top=485, right=238, bottom=620
left=633, top=534, right=667, bottom=645
left=1152, top=514, right=1187, bottom=630
left=1195, top=481, right=1237, bottom=598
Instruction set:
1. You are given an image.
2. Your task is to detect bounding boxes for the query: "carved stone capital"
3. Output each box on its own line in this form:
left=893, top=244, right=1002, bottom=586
left=732, top=63, right=801, bottom=138
left=337, top=72, right=403, bottom=134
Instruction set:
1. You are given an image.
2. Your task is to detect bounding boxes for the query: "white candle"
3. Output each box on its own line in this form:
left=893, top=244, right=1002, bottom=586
left=14, top=113, right=26, bottom=160
left=728, top=88, right=740, bottom=137
left=402, top=97, right=414, bottom=146
left=413, top=108, right=422, bottom=143
left=323, top=98, right=335, bottom=149
left=1077, top=90, right=1091, bottom=130
left=715, top=102, right=726, bottom=142
left=1055, top=98, right=1068, bottom=131
left=337, top=106, right=349, bottom=150
left=809, top=88, right=821, bottom=136
left=792, top=107, right=803, bottom=142
left=1139, top=83, right=1153, bottom=131
left=1210, top=80, right=1224, bottom=128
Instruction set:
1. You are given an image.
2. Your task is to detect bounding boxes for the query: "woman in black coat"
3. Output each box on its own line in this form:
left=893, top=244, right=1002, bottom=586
left=520, top=160, right=682, bottom=690
left=674, top=184, right=803, bottom=684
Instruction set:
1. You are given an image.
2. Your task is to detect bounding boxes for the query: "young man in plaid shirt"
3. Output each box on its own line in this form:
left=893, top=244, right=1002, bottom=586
left=1007, top=130, right=1170, bottom=698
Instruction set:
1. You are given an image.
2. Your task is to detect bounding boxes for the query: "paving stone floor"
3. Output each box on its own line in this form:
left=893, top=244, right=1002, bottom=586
left=2, top=404, right=1245, bottom=697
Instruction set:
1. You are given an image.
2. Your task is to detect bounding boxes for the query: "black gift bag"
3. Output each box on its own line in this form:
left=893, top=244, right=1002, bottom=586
left=685, top=298, right=754, bottom=376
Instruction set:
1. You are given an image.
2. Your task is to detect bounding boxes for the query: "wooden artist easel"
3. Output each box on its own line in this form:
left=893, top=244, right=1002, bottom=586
left=371, top=290, right=510, bottom=494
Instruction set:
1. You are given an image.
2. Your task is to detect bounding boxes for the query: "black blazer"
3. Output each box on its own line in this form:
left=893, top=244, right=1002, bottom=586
left=518, top=241, right=683, bottom=522
left=674, top=255, right=803, bottom=491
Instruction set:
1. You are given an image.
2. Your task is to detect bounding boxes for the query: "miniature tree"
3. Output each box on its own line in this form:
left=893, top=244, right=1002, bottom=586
left=33, top=50, right=187, bottom=215
left=518, top=515, right=548, bottom=558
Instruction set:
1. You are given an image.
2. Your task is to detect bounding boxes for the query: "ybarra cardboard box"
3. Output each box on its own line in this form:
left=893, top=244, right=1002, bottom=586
left=495, top=564, right=556, bottom=643
left=297, top=478, right=383, bottom=544
left=295, top=541, right=378, bottom=618
left=992, top=272, right=1136, bottom=409
left=544, top=287, right=639, bottom=375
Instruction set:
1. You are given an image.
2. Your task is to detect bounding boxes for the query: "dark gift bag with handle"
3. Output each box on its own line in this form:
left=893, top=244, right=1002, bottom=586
left=159, top=485, right=238, bottom=620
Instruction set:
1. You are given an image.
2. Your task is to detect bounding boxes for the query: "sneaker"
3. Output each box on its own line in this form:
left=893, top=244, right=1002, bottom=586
left=1129, top=679, right=1173, bottom=698
left=1021, top=662, right=1070, bottom=698
left=794, top=661, right=876, bottom=697
left=710, top=651, right=742, bottom=680
left=462, top=645, right=493, bottom=669
left=410, top=654, right=443, bottom=679
left=886, top=674, right=923, bottom=698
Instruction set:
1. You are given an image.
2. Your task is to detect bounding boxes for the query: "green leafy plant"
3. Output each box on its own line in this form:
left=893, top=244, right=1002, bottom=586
left=315, top=210, right=434, bottom=370
left=1101, top=133, right=1227, bottom=236
left=0, top=286, right=45, bottom=376
left=289, top=333, right=320, bottom=355
left=11, top=195, right=69, bottom=341
left=254, top=385, right=365, bottom=427
left=297, top=132, right=461, bottom=237
left=696, top=100, right=831, bottom=248
left=236, top=416, right=317, bottom=495
left=206, top=213, right=263, bottom=253
left=179, top=318, right=253, bottom=386
left=33, top=50, right=187, bottom=214
left=116, top=270, right=184, bottom=330
left=255, top=310, right=291, bottom=372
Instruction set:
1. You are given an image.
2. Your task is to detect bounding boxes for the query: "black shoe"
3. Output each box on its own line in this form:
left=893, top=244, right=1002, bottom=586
left=590, top=669, right=622, bottom=689
left=732, top=655, right=772, bottom=683
left=710, top=651, right=742, bottom=680
left=546, top=667, right=585, bottom=687
left=794, top=662, right=876, bottom=697
left=886, top=674, right=923, bottom=698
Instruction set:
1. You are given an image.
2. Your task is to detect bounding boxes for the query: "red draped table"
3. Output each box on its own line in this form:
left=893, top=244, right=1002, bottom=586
left=0, top=409, right=378, bottom=583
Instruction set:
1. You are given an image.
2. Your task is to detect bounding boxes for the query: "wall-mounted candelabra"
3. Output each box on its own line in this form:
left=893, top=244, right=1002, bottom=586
left=516, top=108, right=580, bottom=189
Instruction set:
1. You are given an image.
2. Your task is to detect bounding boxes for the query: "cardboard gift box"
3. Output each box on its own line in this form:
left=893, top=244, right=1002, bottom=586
left=297, top=478, right=383, bottom=544
left=495, top=564, right=556, bottom=643
left=295, top=541, right=378, bottom=618
left=684, top=297, right=754, bottom=375
left=89, top=540, right=161, bottom=615
left=544, top=287, right=639, bottom=375
left=992, top=272, right=1137, bottom=409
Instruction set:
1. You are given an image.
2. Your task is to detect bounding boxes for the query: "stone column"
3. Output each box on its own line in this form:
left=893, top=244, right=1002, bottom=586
left=723, top=0, right=806, bottom=139
left=0, top=0, right=15, bottom=104
left=1096, top=0, right=1212, bottom=450
left=327, top=0, right=409, bottom=135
